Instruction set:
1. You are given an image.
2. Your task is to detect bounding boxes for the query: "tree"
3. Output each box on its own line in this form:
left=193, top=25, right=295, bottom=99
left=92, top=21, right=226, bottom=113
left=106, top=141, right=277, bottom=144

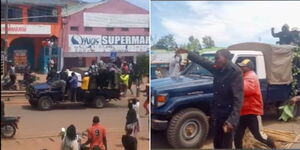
left=152, top=34, right=177, bottom=50
left=202, top=36, right=215, bottom=48
left=187, top=36, right=202, bottom=51
left=179, top=36, right=202, bottom=51
left=136, top=54, right=149, bottom=77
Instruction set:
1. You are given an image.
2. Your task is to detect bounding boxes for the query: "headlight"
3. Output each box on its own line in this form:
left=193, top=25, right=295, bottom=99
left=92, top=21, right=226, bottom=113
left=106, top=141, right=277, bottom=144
left=156, top=94, right=168, bottom=107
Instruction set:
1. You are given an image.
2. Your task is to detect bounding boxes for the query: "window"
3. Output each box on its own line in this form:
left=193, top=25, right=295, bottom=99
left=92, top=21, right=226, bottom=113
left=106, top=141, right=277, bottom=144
left=121, top=28, right=129, bottom=31
left=236, top=56, right=257, bottom=73
left=1, top=6, right=22, bottom=22
left=70, top=26, right=78, bottom=31
left=144, top=28, right=149, bottom=32
left=28, top=6, right=57, bottom=22
left=106, top=27, right=114, bottom=31
left=185, top=63, right=213, bottom=77
left=84, top=27, right=93, bottom=31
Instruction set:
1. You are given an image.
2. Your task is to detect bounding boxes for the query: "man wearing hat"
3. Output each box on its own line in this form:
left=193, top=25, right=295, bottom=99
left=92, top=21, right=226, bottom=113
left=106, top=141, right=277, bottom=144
left=234, top=59, right=276, bottom=149
left=187, top=49, right=244, bottom=148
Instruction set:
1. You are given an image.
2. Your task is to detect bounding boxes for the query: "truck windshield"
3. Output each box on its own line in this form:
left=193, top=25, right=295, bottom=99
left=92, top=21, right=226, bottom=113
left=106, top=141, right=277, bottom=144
left=182, top=53, right=215, bottom=77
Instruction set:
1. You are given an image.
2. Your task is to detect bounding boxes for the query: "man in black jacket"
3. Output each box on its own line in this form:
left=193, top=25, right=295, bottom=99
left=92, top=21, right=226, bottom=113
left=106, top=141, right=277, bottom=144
left=187, top=49, right=244, bottom=149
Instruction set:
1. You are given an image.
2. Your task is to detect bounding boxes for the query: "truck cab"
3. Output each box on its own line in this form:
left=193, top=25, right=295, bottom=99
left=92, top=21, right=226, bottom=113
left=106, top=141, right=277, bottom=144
left=151, top=45, right=294, bottom=148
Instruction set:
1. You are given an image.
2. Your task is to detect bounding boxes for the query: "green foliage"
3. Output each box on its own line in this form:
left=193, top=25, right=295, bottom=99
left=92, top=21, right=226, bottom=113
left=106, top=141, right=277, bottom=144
left=136, top=54, right=149, bottom=77
left=290, top=47, right=300, bottom=97
left=180, top=36, right=202, bottom=51
left=152, top=34, right=178, bottom=50
left=202, top=35, right=215, bottom=48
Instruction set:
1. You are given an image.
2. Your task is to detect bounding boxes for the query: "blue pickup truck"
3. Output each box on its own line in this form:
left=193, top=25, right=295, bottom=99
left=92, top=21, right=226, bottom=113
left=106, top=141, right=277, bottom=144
left=151, top=42, right=298, bottom=148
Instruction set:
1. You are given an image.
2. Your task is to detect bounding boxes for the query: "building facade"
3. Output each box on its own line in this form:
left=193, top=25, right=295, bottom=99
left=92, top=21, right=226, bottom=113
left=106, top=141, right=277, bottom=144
left=0, top=0, right=71, bottom=73
left=61, top=0, right=149, bottom=69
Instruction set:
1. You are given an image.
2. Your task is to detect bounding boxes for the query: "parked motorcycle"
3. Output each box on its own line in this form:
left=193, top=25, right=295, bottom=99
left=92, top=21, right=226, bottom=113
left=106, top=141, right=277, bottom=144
left=1, top=75, right=17, bottom=91
left=1, top=116, right=21, bottom=138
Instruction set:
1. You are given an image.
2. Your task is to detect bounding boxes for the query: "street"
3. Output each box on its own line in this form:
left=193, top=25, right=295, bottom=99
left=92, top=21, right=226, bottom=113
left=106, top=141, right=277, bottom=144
left=151, top=112, right=300, bottom=149
left=1, top=84, right=149, bottom=150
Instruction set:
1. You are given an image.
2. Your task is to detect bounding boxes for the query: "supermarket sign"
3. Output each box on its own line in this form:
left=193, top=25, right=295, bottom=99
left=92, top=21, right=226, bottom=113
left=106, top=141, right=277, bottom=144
left=69, top=34, right=149, bottom=52
left=1, top=24, right=51, bottom=35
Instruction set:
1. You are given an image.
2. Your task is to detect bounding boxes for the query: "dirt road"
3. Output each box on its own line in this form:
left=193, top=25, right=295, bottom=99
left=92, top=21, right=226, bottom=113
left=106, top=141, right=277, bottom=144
left=1, top=89, right=149, bottom=150
left=151, top=112, right=300, bottom=149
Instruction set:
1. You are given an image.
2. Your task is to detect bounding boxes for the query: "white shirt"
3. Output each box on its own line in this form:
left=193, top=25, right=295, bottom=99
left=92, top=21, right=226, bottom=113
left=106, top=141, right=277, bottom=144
left=132, top=102, right=140, bottom=118
left=61, top=136, right=79, bottom=150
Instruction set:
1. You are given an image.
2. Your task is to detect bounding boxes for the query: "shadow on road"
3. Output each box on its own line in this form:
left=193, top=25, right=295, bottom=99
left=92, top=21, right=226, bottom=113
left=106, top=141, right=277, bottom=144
left=151, top=127, right=213, bottom=149
left=20, top=101, right=128, bottom=111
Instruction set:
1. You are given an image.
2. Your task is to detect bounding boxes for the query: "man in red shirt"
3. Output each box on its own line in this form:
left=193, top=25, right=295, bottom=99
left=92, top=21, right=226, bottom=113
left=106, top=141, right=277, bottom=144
left=234, top=59, right=275, bottom=149
left=83, top=116, right=107, bottom=150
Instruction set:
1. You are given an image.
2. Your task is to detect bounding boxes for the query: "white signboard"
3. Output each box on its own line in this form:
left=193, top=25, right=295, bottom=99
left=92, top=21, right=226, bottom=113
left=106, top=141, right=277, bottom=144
left=84, top=13, right=149, bottom=28
left=1, top=24, right=51, bottom=35
left=69, top=34, right=149, bottom=52
left=151, top=52, right=174, bottom=64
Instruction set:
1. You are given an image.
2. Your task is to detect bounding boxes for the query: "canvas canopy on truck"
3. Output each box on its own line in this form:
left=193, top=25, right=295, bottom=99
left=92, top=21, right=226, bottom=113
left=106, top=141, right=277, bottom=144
left=228, top=42, right=297, bottom=85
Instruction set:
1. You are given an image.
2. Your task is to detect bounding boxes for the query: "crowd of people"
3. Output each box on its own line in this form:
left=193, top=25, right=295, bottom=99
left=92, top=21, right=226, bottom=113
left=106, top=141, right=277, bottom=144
left=1, top=63, right=35, bottom=90
left=52, top=58, right=149, bottom=150
left=59, top=96, right=148, bottom=150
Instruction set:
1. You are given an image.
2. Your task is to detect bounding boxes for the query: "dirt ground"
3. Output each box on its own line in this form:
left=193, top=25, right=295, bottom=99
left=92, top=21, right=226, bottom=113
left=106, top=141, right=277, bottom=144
left=151, top=111, right=300, bottom=149
left=1, top=75, right=150, bottom=150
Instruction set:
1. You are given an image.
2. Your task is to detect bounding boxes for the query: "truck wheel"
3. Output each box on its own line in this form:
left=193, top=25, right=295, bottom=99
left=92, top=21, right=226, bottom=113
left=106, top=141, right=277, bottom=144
left=167, top=108, right=209, bottom=148
left=29, top=99, right=38, bottom=107
left=38, top=96, right=53, bottom=110
left=93, top=96, right=106, bottom=108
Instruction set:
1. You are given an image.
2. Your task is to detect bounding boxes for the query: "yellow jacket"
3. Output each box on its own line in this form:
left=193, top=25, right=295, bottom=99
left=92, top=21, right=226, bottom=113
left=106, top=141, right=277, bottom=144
left=120, top=74, right=129, bottom=86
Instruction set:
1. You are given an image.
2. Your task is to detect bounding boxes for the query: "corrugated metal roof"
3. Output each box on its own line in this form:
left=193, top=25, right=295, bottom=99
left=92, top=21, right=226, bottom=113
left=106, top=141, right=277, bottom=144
left=62, top=0, right=107, bottom=16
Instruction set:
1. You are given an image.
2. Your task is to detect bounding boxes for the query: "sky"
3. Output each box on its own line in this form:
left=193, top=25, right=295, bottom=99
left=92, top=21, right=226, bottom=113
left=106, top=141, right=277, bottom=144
left=151, top=1, right=300, bottom=47
left=82, top=0, right=149, bottom=10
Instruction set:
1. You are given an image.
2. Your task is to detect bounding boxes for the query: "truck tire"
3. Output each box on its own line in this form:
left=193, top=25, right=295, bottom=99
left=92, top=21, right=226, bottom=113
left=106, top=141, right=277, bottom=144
left=1, top=124, right=16, bottom=138
left=167, top=108, right=209, bottom=148
left=38, top=96, right=53, bottom=110
left=93, top=96, right=106, bottom=108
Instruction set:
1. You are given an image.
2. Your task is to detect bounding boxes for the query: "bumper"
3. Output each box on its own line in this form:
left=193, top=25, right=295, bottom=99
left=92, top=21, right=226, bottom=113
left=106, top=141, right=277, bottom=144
left=151, top=119, right=168, bottom=131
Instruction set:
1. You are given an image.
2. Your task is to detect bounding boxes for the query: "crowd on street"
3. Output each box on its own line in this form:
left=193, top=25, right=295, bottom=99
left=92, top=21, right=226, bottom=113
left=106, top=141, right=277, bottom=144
left=1, top=56, right=150, bottom=150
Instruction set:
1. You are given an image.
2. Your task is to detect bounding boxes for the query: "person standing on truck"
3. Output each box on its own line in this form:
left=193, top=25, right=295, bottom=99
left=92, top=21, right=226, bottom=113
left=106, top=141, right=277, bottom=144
left=82, top=116, right=107, bottom=150
left=81, top=72, right=90, bottom=91
left=48, top=58, right=55, bottom=73
left=69, top=72, right=78, bottom=102
left=187, top=49, right=244, bottom=149
left=234, top=59, right=276, bottom=149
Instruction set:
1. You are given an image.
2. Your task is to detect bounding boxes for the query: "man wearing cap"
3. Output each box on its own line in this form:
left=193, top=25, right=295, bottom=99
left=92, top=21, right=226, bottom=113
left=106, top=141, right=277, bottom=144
left=187, top=49, right=244, bottom=148
left=235, top=59, right=276, bottom=149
